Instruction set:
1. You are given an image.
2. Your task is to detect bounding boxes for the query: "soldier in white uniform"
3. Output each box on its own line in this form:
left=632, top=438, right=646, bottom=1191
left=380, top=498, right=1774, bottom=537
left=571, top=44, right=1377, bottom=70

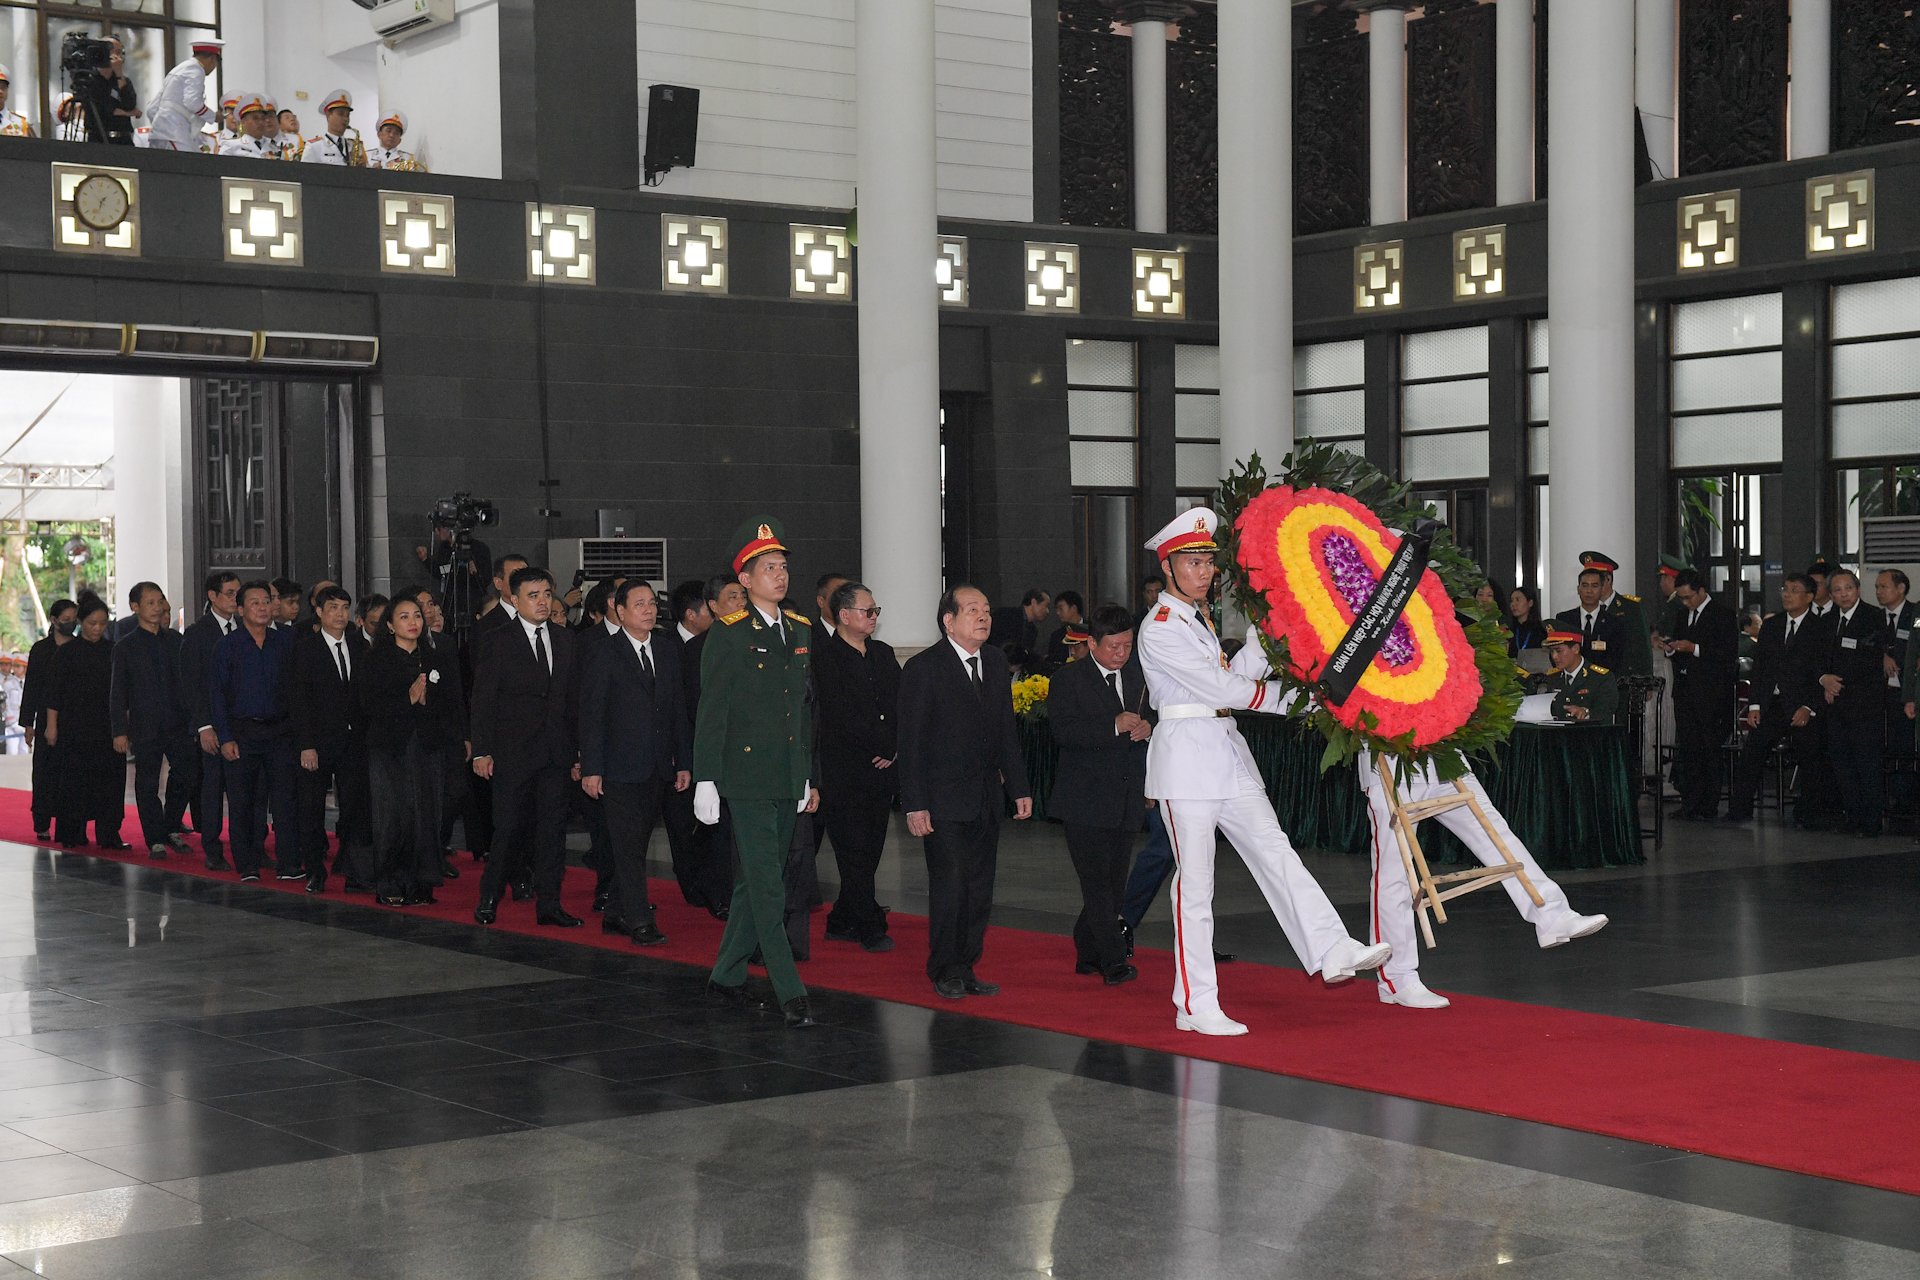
left=1136, top=508, right=1390, bottom=1037
left=300, top=89, right=366, bottom=167
left=213, top=92, right=242, bottom=146
left=218, top=92, right=276, bottom=159
left=1231, top=631, right=1611, bottom=1011
left=365, top=110, right=426, bottom=171
left=0, top=64, right=36, bottom=137
left=148, top=36, right=222, bottom=152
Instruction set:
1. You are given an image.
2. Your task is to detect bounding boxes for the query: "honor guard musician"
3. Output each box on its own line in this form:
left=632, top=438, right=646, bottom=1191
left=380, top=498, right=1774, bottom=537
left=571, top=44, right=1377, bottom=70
left=693, top=518, right=819, bottom=1029
left=1135, top=507, right=1390, bottom=1038
left=301, top=89, right=367, bottom=167
left=366, top=110, right=427, bottom=171
left=0, top=65, right=31, bottom=137
left=218, top=93, right=277, bottom=159
left=213, top=91, right=242, bottom=145
left=148, top=37, right=222, bottom=152
left=1539, top=629, right=1621, bottom=724
left=1553, top=549, right=1653, bottom=677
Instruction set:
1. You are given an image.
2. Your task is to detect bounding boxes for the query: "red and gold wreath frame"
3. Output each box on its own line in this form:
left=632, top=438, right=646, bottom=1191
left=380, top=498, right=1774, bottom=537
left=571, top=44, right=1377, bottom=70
left=1235, top=485, right=1482, bottom=748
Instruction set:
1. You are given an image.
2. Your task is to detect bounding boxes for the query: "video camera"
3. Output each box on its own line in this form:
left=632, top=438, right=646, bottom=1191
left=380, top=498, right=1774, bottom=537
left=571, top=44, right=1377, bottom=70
left=60, top=31, right=113, bottom=79
left=429, top=492, right=498, bottom=533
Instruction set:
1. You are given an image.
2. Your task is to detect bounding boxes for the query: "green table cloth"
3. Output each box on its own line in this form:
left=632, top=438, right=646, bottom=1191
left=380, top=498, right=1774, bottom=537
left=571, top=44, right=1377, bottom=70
left=1017, top=715, right=1642, bottom=870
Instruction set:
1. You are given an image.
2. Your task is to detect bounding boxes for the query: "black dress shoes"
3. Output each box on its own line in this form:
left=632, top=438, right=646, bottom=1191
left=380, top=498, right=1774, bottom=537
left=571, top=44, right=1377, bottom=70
left=707, top=980, right=770, bottom=1012
left=962, top=976, right=1000, bottom=997
left=934, top=976, right=967, bottom=999
left=537, top=907, right=583, bottom=928
left=204, top=855, right=229, bottom=872
left=275, top=872, right=305, bottom=882
left=600, top=914, right=630, bottom=935
left=439, top=858, right=459, bottom=880
left=708, top=904, right=730, bottom=921
left=860, top=935, right=895, bottom=953
left=629, top=917, right=669, bottom=947
left=1104, top=963, right=1139, bottom=986
left=782, top=997, right=817, bottom=1028
left=592, top=888, right=611, bottom=913
left=474, top=899, right=498, bottom=926
left=305, top=879, right=324, bottom=895
left=98, top=840, right=131, bottom=851
left=1214, top=950, right=1236, bottom=964
left=509, top=880, right=533, bottom=902
left=1074, top=961, right=1100, bottom=976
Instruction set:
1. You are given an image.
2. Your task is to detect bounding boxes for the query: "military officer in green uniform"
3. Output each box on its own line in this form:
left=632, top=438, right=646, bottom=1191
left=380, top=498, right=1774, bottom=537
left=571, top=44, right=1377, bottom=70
left=1652, top=554, right=1690, bottom=641
left=1552, top=550, right=1653, bottom=678
left=693, top=517, right=819, bottom=1029
left=1539, top=628, right=1621, bottom=725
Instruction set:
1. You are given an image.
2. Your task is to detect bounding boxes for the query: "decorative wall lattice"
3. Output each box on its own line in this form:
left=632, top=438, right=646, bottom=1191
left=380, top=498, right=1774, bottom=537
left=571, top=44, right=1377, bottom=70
left=1833, top=0, right=1920, bottom=152
left=1678, top=0, right=1789, bottom=176
left=1295, top=6, right=1368, bottom=235
left=1408, top=0, right=1497, bottom=217
left=200, top=378, right=274, bottom=575
left=1169, top=5, right=1219, bottom=235
left=1059, top=0, right=1133, bottom=229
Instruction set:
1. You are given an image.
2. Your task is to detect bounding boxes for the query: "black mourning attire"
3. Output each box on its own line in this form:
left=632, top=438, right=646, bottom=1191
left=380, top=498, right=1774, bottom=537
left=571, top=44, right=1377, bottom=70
left=109, top=624, right=193, bottom=851
left=1048, top=654, right=1151, bottom=976
left=49, top=635, right=122, bottom=846
left=21, top=634, right=65, bottom=833
left=470, top=614, right=578, bottom=913
left=365, top=639, right=465, bottom=899
left=289, top=627, right=373, bottom=886
left=1668, top=596, right=1740, bottom=819
left=814, top=627, right=901, bottom=945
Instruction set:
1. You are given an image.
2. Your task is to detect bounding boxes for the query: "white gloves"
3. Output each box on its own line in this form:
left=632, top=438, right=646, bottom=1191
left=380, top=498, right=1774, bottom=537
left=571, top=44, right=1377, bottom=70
left=797, top=781, right=811, bottom=813
left=694, top=780, right=720, bottom=825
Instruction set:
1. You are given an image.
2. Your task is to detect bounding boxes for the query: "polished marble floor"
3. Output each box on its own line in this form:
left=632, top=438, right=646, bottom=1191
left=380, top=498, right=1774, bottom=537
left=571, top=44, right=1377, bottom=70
left=0, top=806, right=1917, bottom=1278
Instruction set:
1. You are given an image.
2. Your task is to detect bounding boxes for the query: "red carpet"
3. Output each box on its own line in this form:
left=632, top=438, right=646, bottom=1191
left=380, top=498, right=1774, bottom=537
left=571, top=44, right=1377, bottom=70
left=10, top=788, right=1920, bottom=1196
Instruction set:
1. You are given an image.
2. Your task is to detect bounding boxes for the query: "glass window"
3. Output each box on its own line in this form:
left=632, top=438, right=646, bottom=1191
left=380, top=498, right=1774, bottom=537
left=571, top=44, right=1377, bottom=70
left=1175, top=342, right=1221, bottom=494
left=1065, top=339, right=1139, bottom=597
left=1670, top=295, right=1784, bottom=468
left=1671, top=293, right=1783, bottom=354
left=1066, top=339, right=1136, bottom=388
left=4, top=0, right=219, bottom=139
left=1294, top=340, right=1365, bottom=442
left=1399, top=326, right=1489, bottom=487
left=1830, top=278, right=1920, bottom=472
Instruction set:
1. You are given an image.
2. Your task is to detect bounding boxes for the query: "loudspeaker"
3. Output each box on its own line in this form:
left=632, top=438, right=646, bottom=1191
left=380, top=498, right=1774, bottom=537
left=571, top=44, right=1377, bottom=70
left=645, top=84, right=700, bottom=184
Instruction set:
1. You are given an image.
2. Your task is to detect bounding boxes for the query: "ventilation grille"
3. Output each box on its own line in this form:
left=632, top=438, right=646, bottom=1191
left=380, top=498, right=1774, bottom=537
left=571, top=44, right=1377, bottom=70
left=578, top=538, right=667, bottom=584
left=1863, top=516, right=1920, bottom=563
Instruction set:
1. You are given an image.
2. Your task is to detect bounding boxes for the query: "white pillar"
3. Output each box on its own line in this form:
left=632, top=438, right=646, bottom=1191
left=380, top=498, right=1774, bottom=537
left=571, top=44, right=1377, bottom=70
left=1789, top=0, right=1831, bottom=158
left=1125, top=3, right=1181, bottom=234
left=1495, top=0, right=1535, bottom=203
left=110, top=377, right=186, bottom=617
left=1364, top=2, right=1409, bottom=224
left=1216, top=0, right=1293, bottom=471
left=1635, top=0, right=1676, bottom=179
left=1548, top=0, right=1636, bottom=611
left=855, top=0, right=942, bottom=646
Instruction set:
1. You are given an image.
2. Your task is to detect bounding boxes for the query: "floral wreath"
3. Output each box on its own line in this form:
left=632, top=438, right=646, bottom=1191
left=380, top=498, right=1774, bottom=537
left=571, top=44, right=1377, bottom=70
left=1213, top=441, right=1524, bottom=780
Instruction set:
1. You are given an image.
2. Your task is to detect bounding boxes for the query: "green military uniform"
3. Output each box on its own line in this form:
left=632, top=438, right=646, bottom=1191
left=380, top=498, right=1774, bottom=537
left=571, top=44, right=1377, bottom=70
left=695, top=518, right=813, bottom=1009
left=1575, top=550, right=1654, bottom=678
left=1543, top=660, right=1621, bottom=726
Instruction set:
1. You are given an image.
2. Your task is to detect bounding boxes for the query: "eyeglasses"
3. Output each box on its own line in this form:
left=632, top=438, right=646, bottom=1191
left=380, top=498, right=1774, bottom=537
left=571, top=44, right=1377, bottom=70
left=850, top=606, right=882, bottom=618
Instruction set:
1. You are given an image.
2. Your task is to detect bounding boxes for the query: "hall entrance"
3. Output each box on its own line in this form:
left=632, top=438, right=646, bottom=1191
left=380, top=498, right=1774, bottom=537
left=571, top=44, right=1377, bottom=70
left=1673, top=469, right=1782, bottom=611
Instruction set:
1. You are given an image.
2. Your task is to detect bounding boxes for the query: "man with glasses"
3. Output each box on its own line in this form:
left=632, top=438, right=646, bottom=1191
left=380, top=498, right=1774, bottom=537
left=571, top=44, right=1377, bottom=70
left=813, top=581, right=901, bottom=953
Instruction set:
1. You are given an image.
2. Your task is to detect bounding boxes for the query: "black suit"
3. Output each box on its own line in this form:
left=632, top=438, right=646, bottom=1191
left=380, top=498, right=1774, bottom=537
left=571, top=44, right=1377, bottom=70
left=987, top=606, right=1039, bottom=664
left=661, top=628, right=733, bottom=910
left=1877, top=601, right=1918, bottom=748
left=179, top=611, right=237, bottom=860
left=1667, top=597, right=1740, bottom=818
left=897, top=641, right=1029, bottom=984
left=814, top=629, right=901, bottom=944
left=1729, top=610, right=1822, bottom=821
left=289, top=628, right=372, bottom=885
left=579, top=631, right=692, bottom=926
left=109, top=625, right=193, bottom=852
left=470, top=615, right=578, bottom=911
left=1809, top=604, right=1891, bottom=832
left=1048, top=655, right=1150, bottom=974
left=572, top=622, right=622, bottom=896
left=21, top=634, right=62, bottom=832
left=1553, top=603, right=1639, bottom=672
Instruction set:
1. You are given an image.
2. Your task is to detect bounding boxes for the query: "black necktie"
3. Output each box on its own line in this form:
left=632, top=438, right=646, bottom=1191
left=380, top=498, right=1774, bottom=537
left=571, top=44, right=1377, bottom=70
left=1689, top=608, right=1699, bottom=629
left=638, top=643, right=655, bottom=683
left=333, top=640, right=349, bottom=683
left=1785, top=618, right=1797, bottom=646
left=1582, top=613, right=1595, bottom=643
left=967, top=654, right=982, bottom=696
left=1107, top=670, right=1122, bottom=708
left=533, top=625, right=549, bottom=676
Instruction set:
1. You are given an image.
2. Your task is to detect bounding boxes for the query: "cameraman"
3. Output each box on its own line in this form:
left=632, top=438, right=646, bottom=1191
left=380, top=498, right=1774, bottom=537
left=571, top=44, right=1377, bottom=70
left=90, top=38, right=140, bottom=145
left=419, top=526, right=491, bottom=626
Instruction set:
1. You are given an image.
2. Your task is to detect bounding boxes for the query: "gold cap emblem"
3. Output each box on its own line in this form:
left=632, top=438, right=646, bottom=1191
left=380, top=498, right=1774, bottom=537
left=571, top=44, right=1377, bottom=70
left=757, top=523, right=772, bottom=540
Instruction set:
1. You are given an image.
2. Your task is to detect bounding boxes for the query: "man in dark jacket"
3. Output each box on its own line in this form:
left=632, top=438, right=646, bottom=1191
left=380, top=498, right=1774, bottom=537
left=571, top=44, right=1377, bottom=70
left=813, top=580, right=901, bottom=953
left=1047, top=604, right=1149, bottom=985
left=209, top=581, right=297, bottom=881
left=289, top=585, right=372, bottom=891
left=180, top=571, right=240, bottom=869
left=660, top=575, right=739, bottom=916
left=897, top=585, right=1033, bottom=999
left=1809, top=569, right=1892, bottom=836
left=579, top=581, right=691, bottom=947
left=1728, top=575, right=1822, bottom=824
left=1661, top=569, right=1740, bottom=821
left=109, top=582, right=192, bottom=859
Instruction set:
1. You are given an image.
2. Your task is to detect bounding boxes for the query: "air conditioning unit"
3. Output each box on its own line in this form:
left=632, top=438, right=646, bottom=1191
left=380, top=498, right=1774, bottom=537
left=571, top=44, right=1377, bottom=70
left=1861, top=516, right=1920, bottom=596
left=370, top=0, right=455, bottom=44
left=548, top=538, right=669, bottom=597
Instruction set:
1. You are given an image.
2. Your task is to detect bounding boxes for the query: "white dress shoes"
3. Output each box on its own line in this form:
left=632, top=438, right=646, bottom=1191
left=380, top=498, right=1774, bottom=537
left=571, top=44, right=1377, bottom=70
left=1320, top=937, right=1393, bottom=983
left=1537, top=912, right=1609, bottom=949
left=1175, top=1009, right=1250, bottom=1036
left=1378, top=976, right=1451, bottom=1009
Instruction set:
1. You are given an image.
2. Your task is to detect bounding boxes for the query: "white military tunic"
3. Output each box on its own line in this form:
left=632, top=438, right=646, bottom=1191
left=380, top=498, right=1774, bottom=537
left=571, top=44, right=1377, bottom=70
left=300, top=131, right=364, bottom=166
left=218, top=134, right=275, bottom=159
left=1137, top=591, right=1374, bottom=1022
left=0, top=109, right=33, bottom=138
left=147, top=57, right=210, bottom=151
left=365, top=145, right=424, bottom=172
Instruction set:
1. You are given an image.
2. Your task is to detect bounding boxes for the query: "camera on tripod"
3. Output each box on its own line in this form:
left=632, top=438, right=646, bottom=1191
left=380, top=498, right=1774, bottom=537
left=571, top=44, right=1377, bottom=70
left=61, top=31, right=113, bottom=81
left=430, top=492, right=498, bottom=532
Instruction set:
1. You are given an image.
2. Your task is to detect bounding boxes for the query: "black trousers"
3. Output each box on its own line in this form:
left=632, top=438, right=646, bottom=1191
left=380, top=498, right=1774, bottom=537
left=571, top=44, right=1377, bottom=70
left=1672, top=697, right=1726, bottom=817
left=601, top=777, right=667, bottom=923
left=921, top=813, right=1001, bottom=983
left=369, top=736, right=445, bottom=896
left=191, top=738, right=225, bottom=858
left=663, top=783, right=732, bottom=908
left=464, top=774, right=494, bottom=857
left=1829, top=715, right=1885, bottom=831
left=1064, top=823, right=1132, bottom=972
left=54, top=740, right=123, bottom=846
left=438, top=744, right=468, bottom=852
left=575, top=784, right=614, bottom=892
left=824, top=794, right=891, bottom=941
left=223, top=723, right=296, bottom=877
left=30, top=730, right=55, bottom=831
left=479, top=760, right=569, bottom=910
left=1728, top=701, right=1796, bottom=818
left=295, top=736, right=371, bottom=883
left=130, top=732, right=195, bottom=850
